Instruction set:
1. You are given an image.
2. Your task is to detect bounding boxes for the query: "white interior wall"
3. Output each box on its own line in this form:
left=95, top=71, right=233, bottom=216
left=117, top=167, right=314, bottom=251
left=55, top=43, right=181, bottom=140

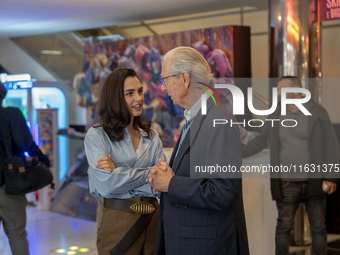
left=67, top=88, right=87, bottom=125
left=245, top=10, right=270, bottom=117
left=321, top=20, right=340, bottom=124
left=121, top=8, right=242, bottom=37
left=149, top=9, right=242, bottom=34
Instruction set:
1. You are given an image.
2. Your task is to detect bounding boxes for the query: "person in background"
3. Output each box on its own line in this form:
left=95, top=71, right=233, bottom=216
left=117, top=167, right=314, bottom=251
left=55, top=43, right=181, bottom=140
left=242, top=76, right=339, bottom=255
left=84, top=68, right=165, bottom=255
left=149, top=47, right=249, bottom=255
left=0, top=81, right=50, bottom=255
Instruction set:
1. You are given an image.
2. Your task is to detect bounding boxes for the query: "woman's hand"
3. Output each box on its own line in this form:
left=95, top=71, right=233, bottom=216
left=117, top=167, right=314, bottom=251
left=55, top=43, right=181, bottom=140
left=96, top=154, right=116, bottom=172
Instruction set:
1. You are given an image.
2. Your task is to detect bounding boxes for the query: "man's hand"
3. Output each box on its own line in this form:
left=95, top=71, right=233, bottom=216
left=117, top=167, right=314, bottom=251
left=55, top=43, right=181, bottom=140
left=149, top=158, right=175, bottom=193
left=96, top=154, right=116, bottom=172
left=324, top=181, right=337, bottom=195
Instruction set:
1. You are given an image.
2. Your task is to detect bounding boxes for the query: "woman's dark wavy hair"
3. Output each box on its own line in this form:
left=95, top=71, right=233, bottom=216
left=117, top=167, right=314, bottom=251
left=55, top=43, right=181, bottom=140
left=93, top=68, right=153, bottom=142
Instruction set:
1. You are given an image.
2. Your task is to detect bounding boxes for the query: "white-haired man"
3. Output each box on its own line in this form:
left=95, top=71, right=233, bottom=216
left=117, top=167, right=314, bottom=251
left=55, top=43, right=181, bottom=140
left=149, top=47, right=249, bottom=255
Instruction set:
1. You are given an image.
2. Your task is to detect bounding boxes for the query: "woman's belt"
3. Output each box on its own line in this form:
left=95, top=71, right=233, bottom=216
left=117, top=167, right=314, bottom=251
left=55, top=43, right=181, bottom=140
left=103, top=197, right=156, bottom=214
left=103, top=197, right=158, bottom=255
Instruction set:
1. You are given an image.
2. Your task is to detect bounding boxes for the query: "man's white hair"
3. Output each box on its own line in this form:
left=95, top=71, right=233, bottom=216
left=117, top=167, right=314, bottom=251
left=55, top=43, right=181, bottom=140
left=164, top=47, right=212, bottom=79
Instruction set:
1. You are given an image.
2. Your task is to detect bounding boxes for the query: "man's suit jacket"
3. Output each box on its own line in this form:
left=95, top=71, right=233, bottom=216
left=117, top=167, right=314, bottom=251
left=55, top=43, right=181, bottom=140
left=157, top=99, right=249, bottom=255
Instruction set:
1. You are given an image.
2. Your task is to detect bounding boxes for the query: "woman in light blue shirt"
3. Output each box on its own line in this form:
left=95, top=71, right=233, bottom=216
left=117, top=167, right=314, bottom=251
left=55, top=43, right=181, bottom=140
left=84, top=68, right=165, bottom=255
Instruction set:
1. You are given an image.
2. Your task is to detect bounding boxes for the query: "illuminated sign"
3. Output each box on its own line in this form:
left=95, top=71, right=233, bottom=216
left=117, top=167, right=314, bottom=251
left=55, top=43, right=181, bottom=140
left=1, top=73, right=33, bottom=89
left=3, top=81, right=33, bottom=89
left=321, top=0, right=340, bottom=21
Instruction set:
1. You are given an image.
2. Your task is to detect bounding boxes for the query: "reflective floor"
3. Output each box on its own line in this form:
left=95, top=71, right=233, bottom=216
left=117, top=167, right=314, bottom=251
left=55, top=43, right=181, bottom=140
left=289, top=234, right=340, bottom=255
left=1, top=206, right=340, bottom=255
left=0, top=206, right=97, bottom=255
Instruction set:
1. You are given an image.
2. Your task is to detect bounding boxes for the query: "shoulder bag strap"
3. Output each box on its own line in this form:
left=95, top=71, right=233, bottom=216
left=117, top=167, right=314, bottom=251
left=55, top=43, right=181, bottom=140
left=1, top=107, right=13, bottom=160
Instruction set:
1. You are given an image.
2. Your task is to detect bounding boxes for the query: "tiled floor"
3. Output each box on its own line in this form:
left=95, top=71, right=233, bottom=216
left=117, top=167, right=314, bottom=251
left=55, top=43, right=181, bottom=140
left=0, top=207, right=97, bottom=255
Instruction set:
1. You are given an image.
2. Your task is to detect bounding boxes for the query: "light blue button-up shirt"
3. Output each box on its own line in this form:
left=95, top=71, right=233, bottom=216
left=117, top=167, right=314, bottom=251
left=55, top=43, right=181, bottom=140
left=84, top=126, right=166, bottom=199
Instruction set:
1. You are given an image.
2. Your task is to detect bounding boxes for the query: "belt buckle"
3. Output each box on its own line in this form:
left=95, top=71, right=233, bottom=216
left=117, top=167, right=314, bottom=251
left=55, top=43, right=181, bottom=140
left=130, top=202, right=155, bottom=214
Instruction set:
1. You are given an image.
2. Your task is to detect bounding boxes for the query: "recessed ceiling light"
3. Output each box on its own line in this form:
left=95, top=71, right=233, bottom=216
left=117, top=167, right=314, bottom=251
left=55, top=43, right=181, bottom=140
left=40, top=50, right=62, bottom=55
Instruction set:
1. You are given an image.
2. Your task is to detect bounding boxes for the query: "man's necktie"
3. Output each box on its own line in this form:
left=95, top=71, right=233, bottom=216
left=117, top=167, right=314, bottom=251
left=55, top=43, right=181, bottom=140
left=181, top=118, right=193, bottom=136
left=174, top=118, right=193, bottom=160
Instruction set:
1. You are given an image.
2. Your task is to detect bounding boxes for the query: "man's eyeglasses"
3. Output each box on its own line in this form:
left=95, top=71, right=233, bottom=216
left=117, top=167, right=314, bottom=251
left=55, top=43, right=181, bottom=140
left=159, top=73, right=181, bottom=85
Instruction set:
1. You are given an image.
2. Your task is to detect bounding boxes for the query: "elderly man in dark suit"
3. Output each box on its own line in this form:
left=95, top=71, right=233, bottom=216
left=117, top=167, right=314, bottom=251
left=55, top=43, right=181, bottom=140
left=149, top=47, right=249, bottom=255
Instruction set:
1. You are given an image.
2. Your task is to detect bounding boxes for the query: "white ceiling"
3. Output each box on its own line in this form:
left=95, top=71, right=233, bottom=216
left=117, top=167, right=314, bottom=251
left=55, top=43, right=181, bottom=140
left=0, top=0, right=267, bottom=38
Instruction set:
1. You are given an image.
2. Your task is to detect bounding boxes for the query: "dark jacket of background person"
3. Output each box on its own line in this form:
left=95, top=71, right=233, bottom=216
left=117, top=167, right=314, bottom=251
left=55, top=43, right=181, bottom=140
left=0, top=82, right=50, bottom=255
left=242, top=100, right=339, bottom=200
left=157, top=99, right=249, bottom=255
left=0, top=106, right=50, bottom=185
